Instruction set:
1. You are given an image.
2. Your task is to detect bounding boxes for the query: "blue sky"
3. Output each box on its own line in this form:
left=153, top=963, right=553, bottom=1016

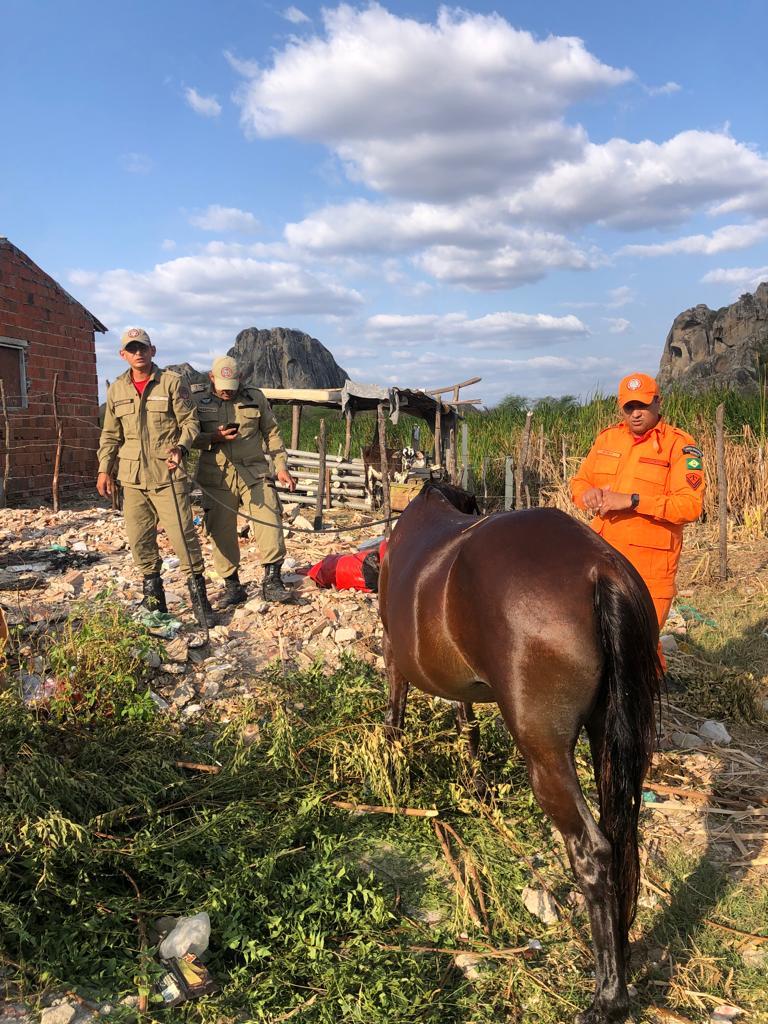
left=3, top=0, right=768, bottom=403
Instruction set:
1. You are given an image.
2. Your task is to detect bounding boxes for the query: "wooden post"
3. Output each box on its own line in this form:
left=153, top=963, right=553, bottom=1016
left=291, top=405, right=302, bottom=450
left=504, top=455, right=515, bottom=511
left=460, top=421, right=469, bottom=489
left=343, top=409, right=353, bottom=461
left=52, top=372, right=63, bottom=512
left=0, top=378, right=9, bottom=509
left=325, top=464, right=332, bottom=509
left=448, top=424, right=457, bottom=483
left=434, top=406, right=442, bottom=469
left=313, top=418, right=326, bottom=531
left=377, top=403, right=392, bottom=536
left=515, top=410, right=533, bottom=511
left=716, top=403, right=728, bottom=580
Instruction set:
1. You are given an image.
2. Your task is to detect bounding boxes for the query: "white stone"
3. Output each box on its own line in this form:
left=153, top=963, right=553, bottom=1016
left=670, top=730, right=701, bottom=749
left=334, top=627, right=358, bottom=644
left=453, top=952, right=483, bottom=981
left=41, top=1005, right=77, bottom=1024
left=698, top=720, right=732, bottom=745
left=710, top=1005, right=744, bottom=1022
left=522, top=886, right=559, bottom=925
left=659, top=634, right=678, bottom=655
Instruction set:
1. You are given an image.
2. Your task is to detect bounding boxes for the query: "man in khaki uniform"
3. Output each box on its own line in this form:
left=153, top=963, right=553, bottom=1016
left=96, top=328, right=215, bottom=626
left=192, top=356, right=296, bottom=604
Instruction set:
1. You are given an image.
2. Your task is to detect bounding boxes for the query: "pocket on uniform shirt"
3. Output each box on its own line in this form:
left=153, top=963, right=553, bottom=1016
left=633, top=459, right=669, bottom=494
left=593, top=452, right=620, bottom=483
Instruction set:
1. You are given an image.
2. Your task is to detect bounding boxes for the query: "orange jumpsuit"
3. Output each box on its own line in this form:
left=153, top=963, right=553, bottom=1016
left=570, top=420, right=704, bottom=629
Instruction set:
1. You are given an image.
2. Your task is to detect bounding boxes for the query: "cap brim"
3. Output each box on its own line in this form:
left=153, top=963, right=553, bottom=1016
left=213, top=377, right=240, bottom=389
left=620, top=390, right=658, bottom=407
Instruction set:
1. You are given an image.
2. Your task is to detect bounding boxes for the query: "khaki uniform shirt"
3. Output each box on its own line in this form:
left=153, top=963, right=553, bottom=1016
left=192, top=385, right=288, bottom=488
left=97, top=366, right=200, bottom=489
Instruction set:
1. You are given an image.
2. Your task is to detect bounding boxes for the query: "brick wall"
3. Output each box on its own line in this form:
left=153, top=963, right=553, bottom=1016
left=0, top=240, right=105, bottom=501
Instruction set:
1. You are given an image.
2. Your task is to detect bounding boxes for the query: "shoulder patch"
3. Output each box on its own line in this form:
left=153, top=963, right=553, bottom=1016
left=685, top=456, right=703, bottom=471
left=686, top=472, right=703, bottom=490
left=682, top=445, right=703, bottom=458
left=178, top=385, right=191, bottom=402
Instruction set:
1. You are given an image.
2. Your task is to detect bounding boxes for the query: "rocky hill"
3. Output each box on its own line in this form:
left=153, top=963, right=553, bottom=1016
left=168, top=327, right=348, bottom=390
left=657, top=282, right=768, bottom=393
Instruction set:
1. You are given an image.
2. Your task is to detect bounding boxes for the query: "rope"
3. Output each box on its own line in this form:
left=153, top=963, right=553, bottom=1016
left=194, top=479, right=399, bottom=535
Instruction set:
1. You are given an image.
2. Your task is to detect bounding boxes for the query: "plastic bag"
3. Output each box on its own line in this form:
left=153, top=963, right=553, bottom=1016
left=158, top=912, right=211, bottom=960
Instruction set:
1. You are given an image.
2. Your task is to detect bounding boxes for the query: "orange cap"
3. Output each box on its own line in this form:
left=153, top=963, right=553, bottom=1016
left=618, top=372, right=659, bottom=407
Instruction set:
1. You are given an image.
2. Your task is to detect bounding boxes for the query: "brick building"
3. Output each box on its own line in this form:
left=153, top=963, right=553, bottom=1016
left=0, top=238, right=106, bottom=503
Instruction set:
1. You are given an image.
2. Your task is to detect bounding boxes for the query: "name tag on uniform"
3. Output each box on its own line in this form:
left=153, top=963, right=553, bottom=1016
left=638, top=457, right=669, bottom=467
left=597, top=449, right=621, bottom=457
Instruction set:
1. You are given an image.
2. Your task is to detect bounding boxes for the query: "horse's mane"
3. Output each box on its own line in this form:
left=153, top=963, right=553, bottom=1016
left=421, top=479, right=480, bottom=516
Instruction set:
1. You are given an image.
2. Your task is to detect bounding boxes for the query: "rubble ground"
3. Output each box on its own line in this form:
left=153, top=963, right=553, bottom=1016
left=0, top=499, right=386, bottom=719
left=1, top=506, right=767, bottom=1024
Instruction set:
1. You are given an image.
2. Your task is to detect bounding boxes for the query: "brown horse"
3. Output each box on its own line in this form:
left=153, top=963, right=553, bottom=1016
left=378, top=481, right=661, bottom=1024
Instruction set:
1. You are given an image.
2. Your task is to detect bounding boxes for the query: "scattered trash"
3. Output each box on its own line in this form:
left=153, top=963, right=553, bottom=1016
left=21, top=673, right=57, bottom=704
left=162, top=556, right=181, bottom=571
left=134, top=607, right=183, bottom=638
left=675, top=600, right=717, bottom=628
left=698, top=720, right=732, bottom=745
left=522, top=886, right=559, bottom=925
left=159, top=912, right=211, bottom=959
left=642, top=790, right=658, bottom=803
left=710, top=1005, right=744, bottom=1022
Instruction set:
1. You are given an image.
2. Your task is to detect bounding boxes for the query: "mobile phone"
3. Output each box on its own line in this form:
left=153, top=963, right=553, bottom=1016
left=226, top=422, right=240, bottom=433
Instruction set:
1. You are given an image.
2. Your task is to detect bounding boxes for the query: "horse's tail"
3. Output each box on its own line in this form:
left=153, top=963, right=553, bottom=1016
left=593, top=567, right=661, bottom=938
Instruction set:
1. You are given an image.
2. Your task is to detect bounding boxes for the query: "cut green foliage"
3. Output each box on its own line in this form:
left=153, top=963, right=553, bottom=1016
left=1, top=615, right=766, bottom=1022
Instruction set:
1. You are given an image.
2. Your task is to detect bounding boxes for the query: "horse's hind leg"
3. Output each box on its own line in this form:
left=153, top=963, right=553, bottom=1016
left=505, top=723, right=628, bottom=1023
left=454, top=703, right=488, bottom=798
left=382, top=630, right=409, bottom=742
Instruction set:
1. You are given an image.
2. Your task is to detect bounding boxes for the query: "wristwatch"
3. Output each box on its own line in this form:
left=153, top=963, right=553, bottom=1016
left=630, top=492, right=640, bottom=509
left=177, top=444, right=189, bottom=458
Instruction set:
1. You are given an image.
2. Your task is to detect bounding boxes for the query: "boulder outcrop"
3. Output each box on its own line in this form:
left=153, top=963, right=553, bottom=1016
left=168, top=328, right=348, bottom=390
left=657, top=283, right=768, bottom=393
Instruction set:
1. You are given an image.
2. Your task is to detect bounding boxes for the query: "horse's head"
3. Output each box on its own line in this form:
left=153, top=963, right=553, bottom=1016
left=421, top=480, right=480, bottom=515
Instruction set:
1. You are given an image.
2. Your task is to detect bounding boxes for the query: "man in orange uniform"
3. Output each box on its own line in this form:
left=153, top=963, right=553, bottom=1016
left=570, top=372, right=704, bottom=631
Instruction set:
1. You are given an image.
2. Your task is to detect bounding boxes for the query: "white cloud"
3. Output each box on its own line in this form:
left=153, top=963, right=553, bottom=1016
left=286, top=200, right=597, bottom=288
left=645, top=80, right=681, bottom=96
left=161, top=239, right=177, bottom=251
left=701, top=265, right=768, bottom=292
left=189, top=204, right=261, bottom=233
left=184, top=86, right=222, bottom=118
left=417, top=235, right=596, bottom=289
left=282, top=6, right=310, bottom=24
left=604, top=317, right=631, bottom=334
left=622, top=219, right=768, bottom=257
left=507, top=131, right=768, bottom=229
left=233, top=4, right=631, bottom=200
left=223, top=50, right=261, bottom=77
left=68, top=254, right=363, bottom=376
left=120, top=152, right=152, bottom=174
left=365, top=311, right=589, bottom=348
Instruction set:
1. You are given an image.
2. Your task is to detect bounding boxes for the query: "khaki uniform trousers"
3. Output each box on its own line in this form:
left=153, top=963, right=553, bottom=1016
left=202, top=465, right=286, bottom=578
left=122, top=480, right=205, bottom=576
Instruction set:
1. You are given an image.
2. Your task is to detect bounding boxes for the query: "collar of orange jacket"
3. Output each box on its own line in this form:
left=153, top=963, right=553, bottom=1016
left=618, top=418, right=665, bottom=453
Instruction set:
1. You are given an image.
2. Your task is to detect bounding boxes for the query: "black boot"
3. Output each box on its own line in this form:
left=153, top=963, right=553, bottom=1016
left=220, top=571, right=248, bottom=609
left=141, top=573, right=167, bottom=613
left=187, top=573, right=216, bottom=627
left=262, top=561, right=293, bottom=603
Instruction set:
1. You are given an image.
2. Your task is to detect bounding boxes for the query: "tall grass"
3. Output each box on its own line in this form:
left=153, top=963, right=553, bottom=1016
left=273, top=388, right=768, bottom=527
